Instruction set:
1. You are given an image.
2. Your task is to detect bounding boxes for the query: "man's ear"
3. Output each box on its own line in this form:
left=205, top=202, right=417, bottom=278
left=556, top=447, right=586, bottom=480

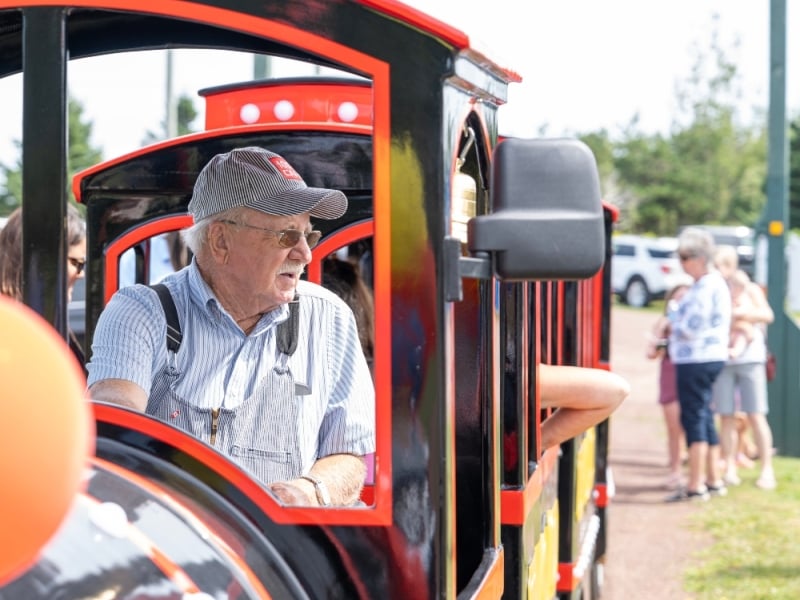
left=207, top=221, right=230, bottom=263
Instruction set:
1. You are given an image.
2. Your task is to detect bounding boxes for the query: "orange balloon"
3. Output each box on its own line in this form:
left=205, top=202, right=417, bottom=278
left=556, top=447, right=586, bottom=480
left=0, top=296, right=94, bottom=585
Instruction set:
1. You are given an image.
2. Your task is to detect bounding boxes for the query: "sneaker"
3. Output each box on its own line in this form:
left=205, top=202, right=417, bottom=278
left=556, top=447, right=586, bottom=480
left=723, top=472, right=742, bottom=486
left=756, top=473, right=777, bottom=490
left=706, top=482, right=728, bottom=497
left=665, top=487, right=710, bottom=503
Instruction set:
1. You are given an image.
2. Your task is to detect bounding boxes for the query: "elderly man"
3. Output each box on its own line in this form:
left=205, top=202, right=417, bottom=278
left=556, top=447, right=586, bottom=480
left=88, top=147, right=375, bottom=507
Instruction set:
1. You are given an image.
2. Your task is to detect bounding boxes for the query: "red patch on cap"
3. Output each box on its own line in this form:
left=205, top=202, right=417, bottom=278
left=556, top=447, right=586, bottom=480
left=269, top=156, right=303, bottom=181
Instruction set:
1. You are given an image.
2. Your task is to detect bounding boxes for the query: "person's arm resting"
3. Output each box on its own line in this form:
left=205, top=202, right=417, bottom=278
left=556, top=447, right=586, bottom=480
left=539, top=364, right=630, bottom=450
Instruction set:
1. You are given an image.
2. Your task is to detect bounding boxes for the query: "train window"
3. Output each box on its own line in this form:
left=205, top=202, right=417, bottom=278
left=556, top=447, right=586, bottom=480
left=501, top=282, right=528, bottom=484
left=527, top=281, right=543, bottom=464
left=118, top=232, right=191, bottom=288
left=314, top=237, right=376, bottom=486
left=59, top=14, right=390, bottom=521
left=563, top=280, right=579, bottom=366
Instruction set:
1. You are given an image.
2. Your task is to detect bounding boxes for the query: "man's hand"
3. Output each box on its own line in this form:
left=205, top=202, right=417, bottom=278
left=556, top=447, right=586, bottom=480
left=268, top=480, right=315, bottom=506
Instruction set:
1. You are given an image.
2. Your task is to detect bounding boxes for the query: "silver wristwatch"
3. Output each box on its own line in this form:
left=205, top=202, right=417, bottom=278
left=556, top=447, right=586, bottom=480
left=301, top=473, right=331, bottom=506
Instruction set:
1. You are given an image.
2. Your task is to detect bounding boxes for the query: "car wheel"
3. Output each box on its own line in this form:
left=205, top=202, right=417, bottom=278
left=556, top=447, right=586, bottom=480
left=623, top=277, right=650, bottom=308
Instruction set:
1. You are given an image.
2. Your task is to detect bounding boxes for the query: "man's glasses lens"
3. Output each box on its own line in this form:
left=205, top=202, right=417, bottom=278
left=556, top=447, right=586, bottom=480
left=221, top=220, right=322, bottom=249
left=280, top=230, right=322, bottom=249
left=68, top=257, right=86, bottom=273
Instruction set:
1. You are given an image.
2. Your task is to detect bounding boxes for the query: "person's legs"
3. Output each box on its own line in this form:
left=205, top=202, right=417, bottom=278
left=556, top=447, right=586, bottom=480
left=676, top=363, right=711, bottom=494
left=719, top=415, right=740, bottom=484
left=737, top=362, right=776, bottom=489
left=748, top=413, right=776, bottom=488
left=687, top=441, right=708, bottom=492
left=735, top=413, right=756, bottom=467
left=711, top=365, right=738, bottom=483
left=662, top=400, right=683, bottom=487
left=704, top=393, right=724, bottom=492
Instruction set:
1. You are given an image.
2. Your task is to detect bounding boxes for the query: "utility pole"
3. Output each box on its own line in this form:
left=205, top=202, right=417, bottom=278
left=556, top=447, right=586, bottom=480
left=765, top=0, right=800, bottom=456
left=165, top=49, right=177, bottom=138
left=253, top=54, right=271, bottom=80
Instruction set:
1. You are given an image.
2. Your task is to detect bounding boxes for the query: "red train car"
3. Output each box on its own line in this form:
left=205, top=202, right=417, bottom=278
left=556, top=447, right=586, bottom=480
left=0, top=2, right=617, bottom=598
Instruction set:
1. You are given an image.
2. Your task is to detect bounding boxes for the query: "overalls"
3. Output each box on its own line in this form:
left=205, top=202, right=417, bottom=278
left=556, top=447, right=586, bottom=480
left=146, top=284, right=305, bottom=483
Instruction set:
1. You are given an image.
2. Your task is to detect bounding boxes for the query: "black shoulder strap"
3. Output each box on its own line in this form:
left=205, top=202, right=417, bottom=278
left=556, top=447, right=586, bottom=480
left=276, top=295, right=299, bottom=357
left=151, top=283, right=182, bottom=353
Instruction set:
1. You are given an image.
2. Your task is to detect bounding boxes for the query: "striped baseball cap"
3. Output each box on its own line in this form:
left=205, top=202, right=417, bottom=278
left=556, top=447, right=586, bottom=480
left=188, top=147, right=347, bottom=222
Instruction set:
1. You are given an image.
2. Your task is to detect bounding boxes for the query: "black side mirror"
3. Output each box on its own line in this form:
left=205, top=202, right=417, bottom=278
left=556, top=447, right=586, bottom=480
left=468, top=138, right=604, bottom=281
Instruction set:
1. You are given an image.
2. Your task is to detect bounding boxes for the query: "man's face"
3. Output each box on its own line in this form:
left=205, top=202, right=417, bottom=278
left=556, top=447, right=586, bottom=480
left=224, top=209, right=314, bottom=311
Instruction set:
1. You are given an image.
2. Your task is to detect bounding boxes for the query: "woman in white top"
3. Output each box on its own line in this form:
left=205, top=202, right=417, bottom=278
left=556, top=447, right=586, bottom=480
left=713, top=245, right=776, bottom=490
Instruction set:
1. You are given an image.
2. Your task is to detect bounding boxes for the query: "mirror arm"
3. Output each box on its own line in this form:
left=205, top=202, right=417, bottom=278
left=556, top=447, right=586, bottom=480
left=443, top=236, right=492, bottom=302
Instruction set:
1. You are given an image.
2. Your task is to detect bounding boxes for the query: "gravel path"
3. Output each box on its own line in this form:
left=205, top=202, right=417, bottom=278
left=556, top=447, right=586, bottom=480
left=601, top=306, right=712, bottom=600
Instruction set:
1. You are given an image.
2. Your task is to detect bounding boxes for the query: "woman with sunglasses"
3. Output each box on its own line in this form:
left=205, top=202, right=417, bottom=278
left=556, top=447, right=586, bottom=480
left=665, top=227, right=732, bottom=502
left=0, top=203, right=86, bottom=368
left=87, top=147, right=375, bottom=508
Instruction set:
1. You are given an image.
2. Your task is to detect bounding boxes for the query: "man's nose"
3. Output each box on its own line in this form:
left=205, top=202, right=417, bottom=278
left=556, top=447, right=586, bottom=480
left=290, top=235, right=314, bottom=262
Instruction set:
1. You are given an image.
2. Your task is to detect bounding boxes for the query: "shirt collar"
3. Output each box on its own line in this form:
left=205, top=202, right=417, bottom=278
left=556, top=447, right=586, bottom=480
left=187, top=258, right=290, bottom=332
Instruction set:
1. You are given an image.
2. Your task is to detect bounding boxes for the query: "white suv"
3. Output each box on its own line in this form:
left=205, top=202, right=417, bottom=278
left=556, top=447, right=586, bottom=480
left=611, top=235, right=686, bottom=308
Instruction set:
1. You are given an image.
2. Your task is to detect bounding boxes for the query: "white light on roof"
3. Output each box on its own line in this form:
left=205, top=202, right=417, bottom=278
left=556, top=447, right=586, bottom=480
left=337, top=101, right=358, bottom=123
left=239, top=103, right=261, bottom=124
left=273, top=100, right=295, bottom=121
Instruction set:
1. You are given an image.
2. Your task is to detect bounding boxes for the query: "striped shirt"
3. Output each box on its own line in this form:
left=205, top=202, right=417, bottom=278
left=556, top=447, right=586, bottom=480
left=87, top=261, right=375, bottom=463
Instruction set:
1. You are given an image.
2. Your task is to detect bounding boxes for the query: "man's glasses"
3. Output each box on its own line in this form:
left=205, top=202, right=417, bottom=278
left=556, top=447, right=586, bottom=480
left=220, top=220, right=322, bottom=249
left=68, top=256, right=86, bottom=274
left=678, top=253, right=694, bottom=262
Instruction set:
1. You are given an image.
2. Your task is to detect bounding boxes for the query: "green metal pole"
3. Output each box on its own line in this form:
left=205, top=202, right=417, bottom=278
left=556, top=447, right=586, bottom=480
left=765, top=0, right=798, bottom=456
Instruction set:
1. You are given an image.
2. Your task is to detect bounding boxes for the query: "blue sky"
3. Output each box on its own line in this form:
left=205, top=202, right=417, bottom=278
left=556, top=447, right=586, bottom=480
left=0, top=0, right=797, bottom=166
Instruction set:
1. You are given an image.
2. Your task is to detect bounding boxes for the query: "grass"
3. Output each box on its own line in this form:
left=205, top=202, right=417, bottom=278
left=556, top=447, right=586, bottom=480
left=684, top=456, right=800, bottom=599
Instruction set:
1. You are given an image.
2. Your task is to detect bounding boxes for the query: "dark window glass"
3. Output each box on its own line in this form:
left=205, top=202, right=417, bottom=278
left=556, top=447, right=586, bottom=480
left=647, top=248, right=674, bottom=259
left=613, top=244, right=635, bottom=257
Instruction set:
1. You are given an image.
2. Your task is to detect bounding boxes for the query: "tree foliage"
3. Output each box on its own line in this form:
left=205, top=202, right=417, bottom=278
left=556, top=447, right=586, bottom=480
left=141, top=93, right=199, bottom=145
left=0, top=96, right=103, bottom=214
left=602, top=28, right=768, bottom=236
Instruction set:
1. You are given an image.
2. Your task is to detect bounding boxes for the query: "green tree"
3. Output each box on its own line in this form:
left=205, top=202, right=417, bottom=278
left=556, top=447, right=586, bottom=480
left=0, top=96, right=103, bottom=213
left=580, top=128, right=639, bottom=229
left=611, top=23, right=767, bottom=236
left=141, top=93, right=199, bottom=145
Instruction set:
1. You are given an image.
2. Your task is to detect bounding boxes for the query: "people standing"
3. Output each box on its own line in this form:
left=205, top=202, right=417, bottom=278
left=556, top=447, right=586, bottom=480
left=712, top=245, right=776, bottom=489
left=646, top=282, right=690, bottom=490
left=665, top=227, right=731, bottom=502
